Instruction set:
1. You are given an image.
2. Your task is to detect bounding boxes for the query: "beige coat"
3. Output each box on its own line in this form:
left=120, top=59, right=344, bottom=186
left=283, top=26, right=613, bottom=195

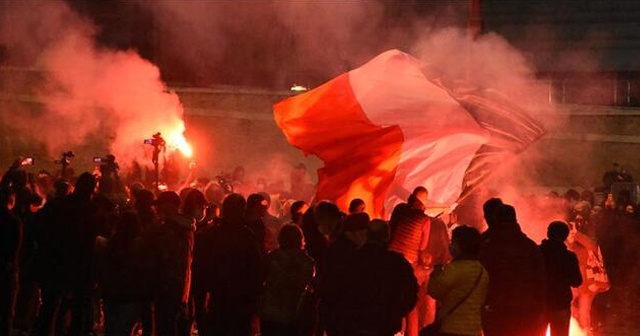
left=428, top=259, right=489, bottom=336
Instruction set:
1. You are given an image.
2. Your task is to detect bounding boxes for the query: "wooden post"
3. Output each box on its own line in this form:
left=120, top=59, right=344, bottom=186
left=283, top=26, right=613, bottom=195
left=467, top=0, right=483, bottom=79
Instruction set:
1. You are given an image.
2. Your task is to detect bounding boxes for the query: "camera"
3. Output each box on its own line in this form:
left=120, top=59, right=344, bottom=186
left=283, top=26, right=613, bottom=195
left=144, top=132, right=166, bottom=147
left=93, top=154, right=119, bottom=175
left=55, top=151, right=75, bottom=166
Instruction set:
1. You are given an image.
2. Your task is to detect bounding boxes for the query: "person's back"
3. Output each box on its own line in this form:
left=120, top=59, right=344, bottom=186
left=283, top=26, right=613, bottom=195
left=208, top=219, right=263, bottom=302
left=324, top=226, right=418, bottom=336
left=154, top=211, right=195, bottom=303
left=99, top=212, right=151, bottom=336
left=261, top=225, right=315, bottom=336
left=388, top=187, right=431, bottom=336
left=0, top=193, right=21, bottom=274
left=0, top=189, right=21, bottom=336
left=151, top=191, right=195, bottom=336
left=480, top=225, right=544, bottom=310
left=540, top=221, right=582, bottom=336
left=388, top=200, right=429, bottom=266
left=479, top=204, right=546, bottom=336
left=205, top=193, right=262, bottom=336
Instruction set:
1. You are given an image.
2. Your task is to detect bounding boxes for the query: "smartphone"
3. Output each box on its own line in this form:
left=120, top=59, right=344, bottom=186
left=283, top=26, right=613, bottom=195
left=21, top=157, right=34, bottom=166
left=93, top=157, right=104, bottom=163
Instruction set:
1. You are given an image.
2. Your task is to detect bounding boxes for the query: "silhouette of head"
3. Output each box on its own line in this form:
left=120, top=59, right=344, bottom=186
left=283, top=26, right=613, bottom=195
left=222, top=193, right=246, bottom=224
left=483, top=198, right=504, bottom=229
left=547, top=221, right=570, bottom=242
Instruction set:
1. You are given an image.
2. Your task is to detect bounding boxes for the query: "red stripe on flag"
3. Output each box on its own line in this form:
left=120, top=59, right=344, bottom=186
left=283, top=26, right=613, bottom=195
left=274, top=73, right=403, bottom=218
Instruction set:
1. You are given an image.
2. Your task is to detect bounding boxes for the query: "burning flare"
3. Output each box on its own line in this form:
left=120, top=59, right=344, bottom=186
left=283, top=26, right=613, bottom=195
left=545, top=317, right=586, bottom=336
left=168, top=131, right=193, bottom=157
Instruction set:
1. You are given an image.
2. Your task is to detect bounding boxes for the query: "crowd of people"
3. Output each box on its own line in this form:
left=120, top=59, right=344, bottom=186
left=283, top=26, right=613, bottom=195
left=1, top=157, right=639, bottom=336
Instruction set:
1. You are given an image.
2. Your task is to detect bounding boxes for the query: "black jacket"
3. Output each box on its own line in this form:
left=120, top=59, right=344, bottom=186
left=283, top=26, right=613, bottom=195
left=322, top=241, right=418, bottom=335
left=0, top=207, right=22, bottom=275
left=479, top=223, right=547, bottom=313
left=540, top=239, right=582, bottom=310
left=204, top=220, right=263, bottom=305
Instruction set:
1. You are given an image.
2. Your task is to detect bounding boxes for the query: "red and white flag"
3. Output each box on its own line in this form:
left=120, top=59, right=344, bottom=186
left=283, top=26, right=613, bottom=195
left=274, top=50, right=544, bottom=218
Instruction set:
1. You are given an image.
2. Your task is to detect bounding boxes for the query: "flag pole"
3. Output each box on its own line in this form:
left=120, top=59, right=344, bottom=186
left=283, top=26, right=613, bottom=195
left=466, top=0, right=483, bottom=80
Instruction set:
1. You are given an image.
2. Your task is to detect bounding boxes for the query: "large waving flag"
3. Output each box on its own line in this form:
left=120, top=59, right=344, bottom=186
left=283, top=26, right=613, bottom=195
left=274, top=50, right=544, bottom=218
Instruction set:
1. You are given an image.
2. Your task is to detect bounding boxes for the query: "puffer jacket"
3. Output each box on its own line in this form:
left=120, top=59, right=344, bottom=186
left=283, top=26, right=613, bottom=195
left=428, top=259, right=488, bottom=336
left=389, top=203, right=430, bottom=265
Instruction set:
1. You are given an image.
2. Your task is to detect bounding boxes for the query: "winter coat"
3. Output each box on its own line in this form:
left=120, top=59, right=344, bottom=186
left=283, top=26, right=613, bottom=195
left=322, top=241, right=418, bottom=335
left=479, top=223, right=546, bottom=313
left=428, top=259, right=488, bottom=336
left=389, top=203, right=430, bottom=265
left=98, top=234, right=151, bottom=303
left=152, top=214, right=195, bottom=303
left=205, top=220, right=263, bottom=305
left=0, top=207, right=21, bottom=275
left=540, top=239, right=582, bottom=310
left=261, top=248, right=315, bottom=323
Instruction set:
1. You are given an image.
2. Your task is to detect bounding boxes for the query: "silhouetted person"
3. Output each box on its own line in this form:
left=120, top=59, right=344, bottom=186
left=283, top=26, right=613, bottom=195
left=300, top=207, right=328, bottom=274
left=180, top=189, right=208, bottom=336
left=323, top=216, right=418, bottom=336
left=602, top=163, right=623, bottom=193
left=13, top=191, right=42, bottom=335
left=312, top=201, right=345, bottom=276
left=246, top=193, right=268, bottom=254
left=258, top=192, right=283, bottom=253
left=540, top=221, right=582, bottom=336
left=348, top=198, right=366, bottom=214
left=289, top=163, right=314, bottom=203
left=261, top=225, right=315, bottom=336
left=427, top=226, right=489, bottom=336
left=479, top=204, right=546, bottom=336
left=322, top=212, right=368, bottom=274
left=0, top=188, right=21, bottom=336
left=33, top=180, right=73, bottom=336
left=133, top=188, right=158, bottom=232
left=388, top=187, right=431, bottom=336
left=99, top=211, right=149, bottom=336
left=63, top=173, right=100, bottom=336
left=152, top=191, right=195, bottom=336
left=289, top=200, right=308, bottom=227
left=133, top=188, right=157, bottom=336
left=480, top=198, right=503, bottom=241
left=205, top=193, right=263, bottom=336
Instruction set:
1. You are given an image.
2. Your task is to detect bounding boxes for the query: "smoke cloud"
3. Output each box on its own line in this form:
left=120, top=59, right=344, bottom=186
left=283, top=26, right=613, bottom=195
left=143, top=1, right=569, bottom=203
left=0, top=0, right=189, bottom=169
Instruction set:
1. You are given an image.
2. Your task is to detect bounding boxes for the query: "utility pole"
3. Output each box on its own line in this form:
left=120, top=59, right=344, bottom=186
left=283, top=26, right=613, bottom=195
left=467, top=0, right=483, bottom=80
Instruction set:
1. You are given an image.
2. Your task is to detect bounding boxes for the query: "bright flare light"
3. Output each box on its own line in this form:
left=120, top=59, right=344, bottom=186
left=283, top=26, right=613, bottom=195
left=545, top=318, right=586, bottom=336
left=164, top=122, right=193, bottom=157
left=168, top=133, right=193, bottom=157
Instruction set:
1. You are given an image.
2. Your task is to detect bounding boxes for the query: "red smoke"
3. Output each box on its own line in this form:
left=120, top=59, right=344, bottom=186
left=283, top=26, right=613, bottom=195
left=0, top=1, right=191, bottom=168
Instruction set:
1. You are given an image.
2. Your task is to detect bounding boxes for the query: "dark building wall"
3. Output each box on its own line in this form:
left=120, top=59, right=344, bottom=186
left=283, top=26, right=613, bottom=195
left=483, top=0, right=640, bottom=72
